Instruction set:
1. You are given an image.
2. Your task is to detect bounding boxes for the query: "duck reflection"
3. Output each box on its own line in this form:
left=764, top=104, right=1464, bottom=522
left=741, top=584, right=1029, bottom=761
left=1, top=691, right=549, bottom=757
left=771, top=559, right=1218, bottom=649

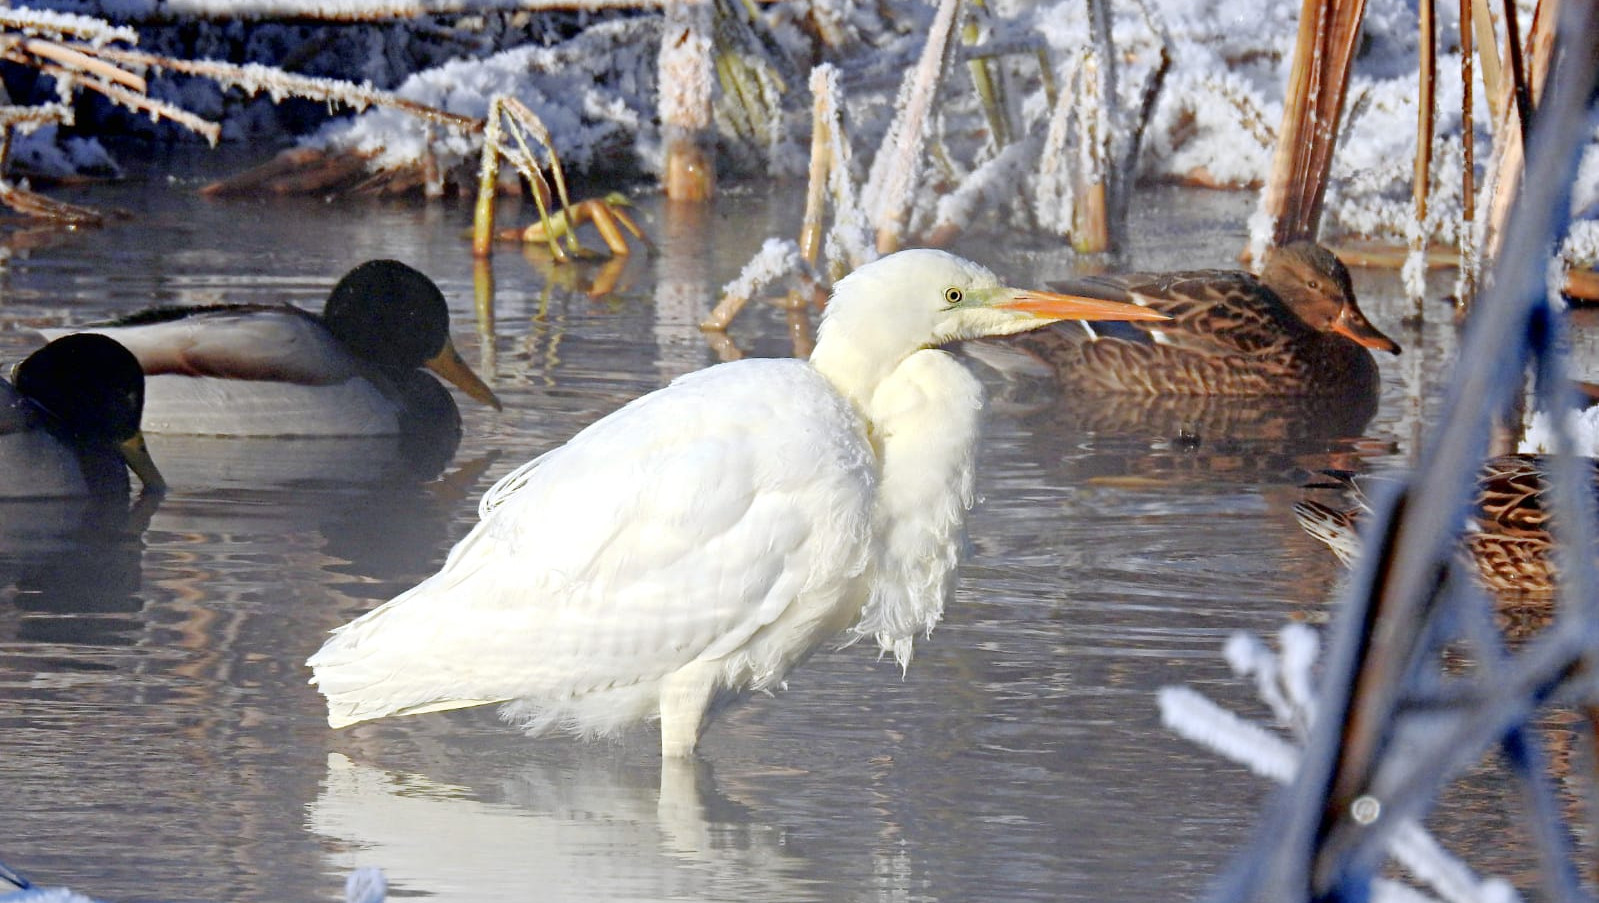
left=310, top=751, right=810, bottom=903
left=0, top=493, right=158, bottom=650
left=976, top=352, right=1383, bottom=490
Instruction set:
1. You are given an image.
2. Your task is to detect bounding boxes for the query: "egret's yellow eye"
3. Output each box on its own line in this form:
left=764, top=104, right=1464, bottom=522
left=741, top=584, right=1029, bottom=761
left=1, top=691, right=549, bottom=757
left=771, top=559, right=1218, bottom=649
left=943, top=287, right=963, bottom=306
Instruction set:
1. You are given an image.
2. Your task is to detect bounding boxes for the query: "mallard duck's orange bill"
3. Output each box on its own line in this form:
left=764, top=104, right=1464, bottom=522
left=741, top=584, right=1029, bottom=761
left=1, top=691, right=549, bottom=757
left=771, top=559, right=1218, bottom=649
left=119, top=431, right=167, bottom=494
left=425, top=339, right=503, bottom=411
left=1004, top=289, right=1171, bottom=323
left=1332, top=305, right=1402, bottom=354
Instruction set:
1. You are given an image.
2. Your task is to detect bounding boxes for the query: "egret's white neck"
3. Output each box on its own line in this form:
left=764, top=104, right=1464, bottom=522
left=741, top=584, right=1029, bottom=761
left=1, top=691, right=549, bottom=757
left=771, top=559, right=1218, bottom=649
left=807, top=311, right=925, bottom=418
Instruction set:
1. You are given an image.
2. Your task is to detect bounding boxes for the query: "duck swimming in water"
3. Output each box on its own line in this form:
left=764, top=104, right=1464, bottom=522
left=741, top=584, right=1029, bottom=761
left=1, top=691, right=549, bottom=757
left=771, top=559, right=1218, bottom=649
left=42, top=259, right=500, bottom=437
left=0, top=334, right=164, bottom=496
left=1296, top=454, right=1598, bottom=601
left=1005, top=242, right=1401, bottom=397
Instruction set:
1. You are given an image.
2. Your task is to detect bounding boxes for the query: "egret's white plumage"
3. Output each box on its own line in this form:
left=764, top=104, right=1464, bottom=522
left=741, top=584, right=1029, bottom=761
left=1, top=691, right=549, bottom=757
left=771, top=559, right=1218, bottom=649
left=308, top=249, right=1165, bottom=756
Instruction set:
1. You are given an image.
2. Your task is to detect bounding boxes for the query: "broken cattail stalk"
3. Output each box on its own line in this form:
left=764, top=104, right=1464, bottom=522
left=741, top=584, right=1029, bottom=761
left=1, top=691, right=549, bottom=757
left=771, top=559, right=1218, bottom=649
left=1261, top=0, right=1369, bottom=245
left=1071, top=44, right=1111, bottom=254
left=471, top=102, right=502, bottom=258
left=798, top=67, right=833, bottom=265
left=660, top=0, right=717, bottom=201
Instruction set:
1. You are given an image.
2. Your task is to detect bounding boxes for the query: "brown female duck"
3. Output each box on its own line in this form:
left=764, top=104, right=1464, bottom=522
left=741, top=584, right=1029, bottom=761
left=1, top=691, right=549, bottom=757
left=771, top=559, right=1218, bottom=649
left=1010, top=242, right=1401, bottom=396
left=1295, top=454, right=1598, bottom=601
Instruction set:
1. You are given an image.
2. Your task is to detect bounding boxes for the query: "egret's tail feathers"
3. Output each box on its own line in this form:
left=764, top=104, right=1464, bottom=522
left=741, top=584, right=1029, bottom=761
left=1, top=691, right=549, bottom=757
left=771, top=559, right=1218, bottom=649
left=324, top=695, right=502, bottom=729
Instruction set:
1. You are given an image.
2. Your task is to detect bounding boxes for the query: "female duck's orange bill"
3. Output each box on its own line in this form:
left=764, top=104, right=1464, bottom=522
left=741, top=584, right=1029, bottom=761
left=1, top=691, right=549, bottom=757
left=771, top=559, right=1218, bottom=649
left=1332, top=304, right=1402, bottom=354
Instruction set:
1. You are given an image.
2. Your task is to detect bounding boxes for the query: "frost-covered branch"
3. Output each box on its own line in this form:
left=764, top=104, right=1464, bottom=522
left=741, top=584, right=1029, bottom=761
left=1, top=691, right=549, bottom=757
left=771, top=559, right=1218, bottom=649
left=1162, top=627, right=1522, bottom=903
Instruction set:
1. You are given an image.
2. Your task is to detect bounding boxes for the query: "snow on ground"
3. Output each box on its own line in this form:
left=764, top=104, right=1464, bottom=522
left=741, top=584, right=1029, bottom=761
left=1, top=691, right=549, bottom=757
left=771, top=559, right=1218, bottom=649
left=8, top=0, right=1597, bottom=257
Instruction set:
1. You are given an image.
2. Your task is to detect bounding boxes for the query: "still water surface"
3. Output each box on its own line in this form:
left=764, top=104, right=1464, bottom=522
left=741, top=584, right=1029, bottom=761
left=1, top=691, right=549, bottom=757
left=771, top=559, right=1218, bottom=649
left=0, top=155, right=1498, bottom=901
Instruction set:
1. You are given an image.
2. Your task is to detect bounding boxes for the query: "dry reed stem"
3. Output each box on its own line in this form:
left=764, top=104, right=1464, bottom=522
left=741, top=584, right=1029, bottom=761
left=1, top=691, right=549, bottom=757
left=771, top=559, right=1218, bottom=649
left=1071, top=0, right=1113, bottom=254
left=1482, top=0, right=1554, bottom=263
left=1262, top=0, right=1368, bottom=245
left=963, top=0, right=1010, bottom=148
left=87, top=73, right=220, bottom=143
left=479, top=97, right=580, bottom=262
left=1471, top=0, right=1503, bottom=123
left=0, top=103, right=70, bottom=130
left=114, top=0, right=670, bottom=23
left=8, top=37, right=145, bottom=91
left=99, top=48, right=481, bottom=134
left=798, top=68, right=832, bottom=265
left=870, top=0, right=962, bottom=253
left=1410, top=0, right=1436, bottom=305
left=1458, top=0, right=1477, bottom=300
left=0, top=180, right=106, bottom=224
left=1500, top=0, right=1532, bottom=137
left=472, top=100, right=502, bottom=258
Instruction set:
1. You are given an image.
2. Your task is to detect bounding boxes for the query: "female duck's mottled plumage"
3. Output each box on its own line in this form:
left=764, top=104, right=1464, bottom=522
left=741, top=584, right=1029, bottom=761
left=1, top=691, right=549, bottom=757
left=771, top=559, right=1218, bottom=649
left=1295, top=454, right=1596, bottom=600
left=1011, top=242, right=1401, bottom=396
left=0, top=334, right=164, bottom=496
left=43, top=259, right=500, bottom=437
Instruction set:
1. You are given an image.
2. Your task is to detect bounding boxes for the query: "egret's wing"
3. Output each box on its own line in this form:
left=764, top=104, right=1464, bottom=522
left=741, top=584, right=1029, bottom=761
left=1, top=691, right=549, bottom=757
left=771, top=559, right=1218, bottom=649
left=42, top=307, right=360, bottom=384
left=309, top=358, right=876, bottom=730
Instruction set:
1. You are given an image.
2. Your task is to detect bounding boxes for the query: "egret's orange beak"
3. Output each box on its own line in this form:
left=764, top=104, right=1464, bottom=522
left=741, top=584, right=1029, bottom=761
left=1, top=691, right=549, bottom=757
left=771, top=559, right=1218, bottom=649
left=1003, top=289, right=1171, bottom=323
left=425, top=338, right=503, bottom=411
left=1331, top=304, right=1402, bottom=354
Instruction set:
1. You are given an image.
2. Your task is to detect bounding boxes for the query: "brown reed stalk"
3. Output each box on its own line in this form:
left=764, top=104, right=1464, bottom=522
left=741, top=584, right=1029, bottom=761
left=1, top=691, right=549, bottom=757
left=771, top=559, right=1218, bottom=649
left=798, top=67, right=832, bottom=266
left=1456, top=0, right=1478, bottom=301
left=1072, top=44, right=1111, bottom=254
left=1501, top=0, right=1532, bottom=138
left=1481, top=0, right=1555, bottom=263
left=1471, top=0, right=1503, bottom=124
left=471, top=104, right=503, bottom=258
left=1410, top=0, right=1436, bottom=304
left=1261, top=0, right=1368, bottom=245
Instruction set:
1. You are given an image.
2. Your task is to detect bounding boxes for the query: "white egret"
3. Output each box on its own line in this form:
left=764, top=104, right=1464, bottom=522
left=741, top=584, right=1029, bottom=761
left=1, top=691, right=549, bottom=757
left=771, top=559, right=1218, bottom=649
left=42, top=260, right=499, bottom=437
left=0, top=334, right=165, bottom=496
left=307, top=249, right=1165, bottom=756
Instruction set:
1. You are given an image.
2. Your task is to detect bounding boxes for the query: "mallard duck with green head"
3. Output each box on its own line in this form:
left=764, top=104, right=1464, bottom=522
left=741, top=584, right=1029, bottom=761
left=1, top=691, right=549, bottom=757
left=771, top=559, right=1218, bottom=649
left=0, top=334, right=165, bottom=496
left=42, top=259, right=500, bottom=437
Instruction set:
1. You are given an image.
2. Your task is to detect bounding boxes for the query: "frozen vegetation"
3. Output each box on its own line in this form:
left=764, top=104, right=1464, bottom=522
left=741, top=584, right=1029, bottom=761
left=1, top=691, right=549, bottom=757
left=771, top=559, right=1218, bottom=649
left=4, top=0, right=1596, bottom=260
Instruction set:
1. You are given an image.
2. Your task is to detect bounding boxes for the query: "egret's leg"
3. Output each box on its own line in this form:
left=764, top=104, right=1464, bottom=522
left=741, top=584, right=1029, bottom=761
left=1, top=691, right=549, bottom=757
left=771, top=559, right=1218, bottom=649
left=659, top=661, right=719, bottom=757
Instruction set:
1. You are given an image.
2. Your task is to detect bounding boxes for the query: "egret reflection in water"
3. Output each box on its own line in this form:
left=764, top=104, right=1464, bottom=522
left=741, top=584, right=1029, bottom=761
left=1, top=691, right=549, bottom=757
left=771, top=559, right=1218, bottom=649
left=310, top=752, right=809, bottom=903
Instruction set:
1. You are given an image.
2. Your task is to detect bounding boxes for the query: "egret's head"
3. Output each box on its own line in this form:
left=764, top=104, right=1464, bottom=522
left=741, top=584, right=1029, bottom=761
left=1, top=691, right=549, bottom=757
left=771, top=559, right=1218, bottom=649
left=818, top=249, right=1168, bottom=358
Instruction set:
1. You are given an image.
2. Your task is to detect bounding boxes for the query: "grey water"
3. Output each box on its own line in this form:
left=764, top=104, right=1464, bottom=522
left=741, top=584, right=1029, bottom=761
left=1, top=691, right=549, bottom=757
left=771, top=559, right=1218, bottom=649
left=0, top=152, right=1543, bottom=902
